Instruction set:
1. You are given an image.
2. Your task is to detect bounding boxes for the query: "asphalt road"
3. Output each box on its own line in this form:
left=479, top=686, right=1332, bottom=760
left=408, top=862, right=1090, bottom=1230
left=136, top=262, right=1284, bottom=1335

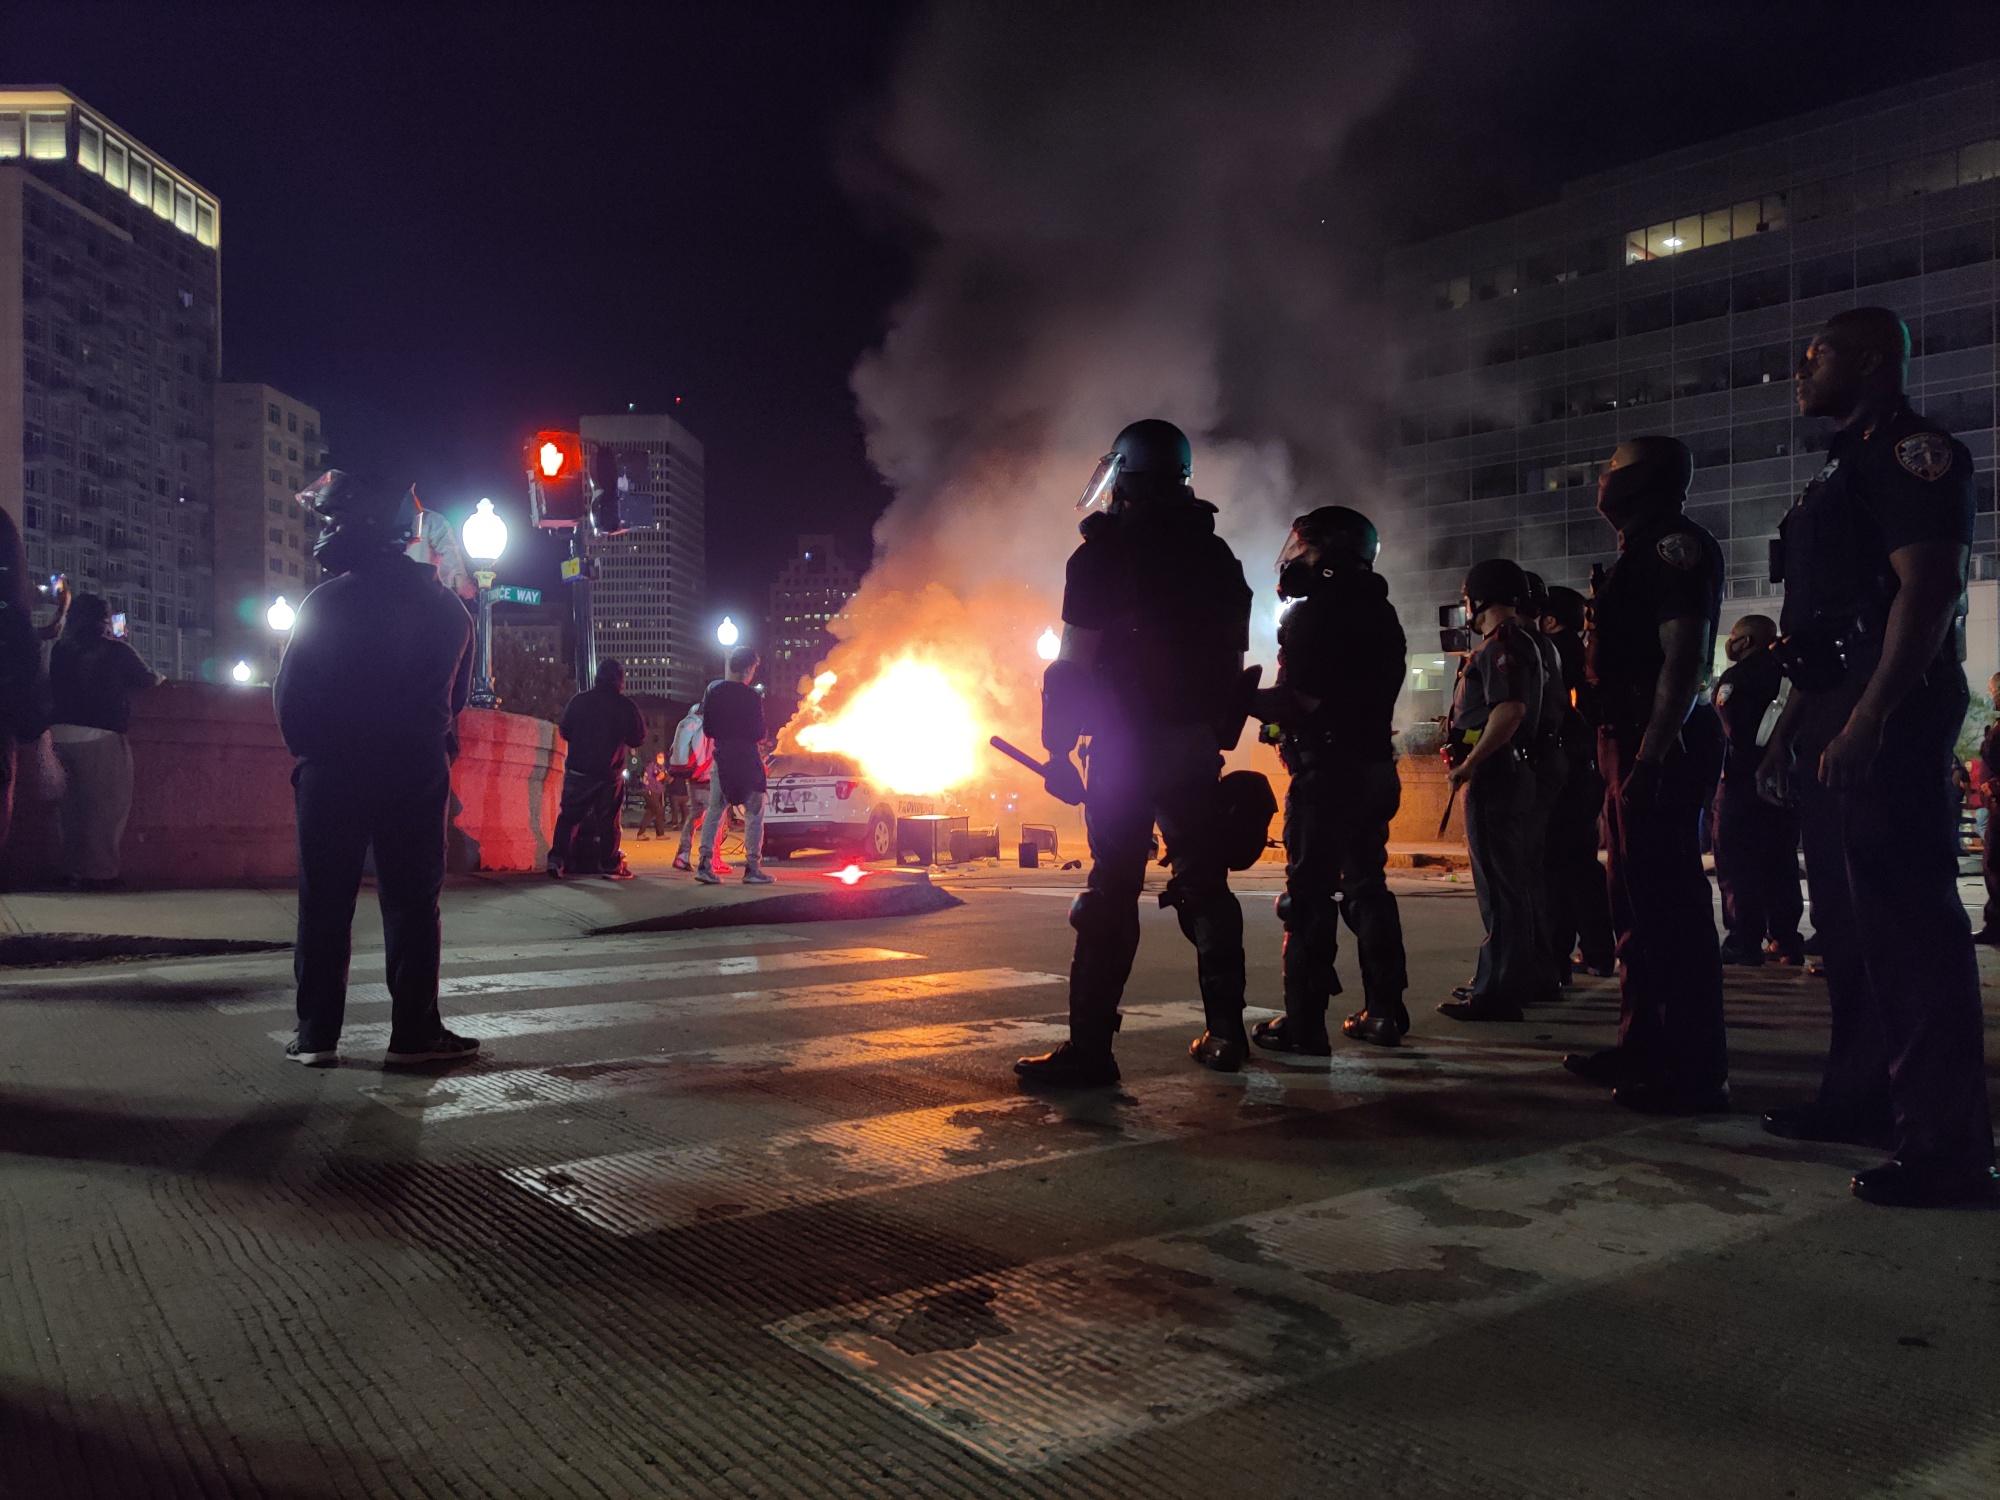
left=2, top=870, right=1996, bottom=1499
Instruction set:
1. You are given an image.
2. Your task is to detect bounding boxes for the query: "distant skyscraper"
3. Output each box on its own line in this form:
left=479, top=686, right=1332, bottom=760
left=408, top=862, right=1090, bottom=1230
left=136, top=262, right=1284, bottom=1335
left=0, top=88, right=222, bottom=677
left=767, top=533, right=858, bottom=719
left=579, top=411, right=706, bottom=702
left=213, top=382, right=326, bottom=680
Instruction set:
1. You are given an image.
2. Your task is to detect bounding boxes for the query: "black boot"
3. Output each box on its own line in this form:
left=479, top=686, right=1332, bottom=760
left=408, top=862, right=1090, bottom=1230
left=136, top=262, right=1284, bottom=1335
left=1252, top=1014, right=1333, bottom=1056
left=1015, top=1040, right=1120, bottom=1088
left=1341, top=998, right=1410, bottom=1047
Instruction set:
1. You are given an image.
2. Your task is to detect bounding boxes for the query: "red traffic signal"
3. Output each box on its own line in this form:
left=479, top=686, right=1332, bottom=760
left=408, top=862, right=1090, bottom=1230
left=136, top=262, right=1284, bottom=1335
left=527, top=430, right=585, bottom=528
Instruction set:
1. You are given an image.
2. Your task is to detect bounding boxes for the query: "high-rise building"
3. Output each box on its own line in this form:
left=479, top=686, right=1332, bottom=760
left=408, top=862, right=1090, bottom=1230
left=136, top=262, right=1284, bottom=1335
left=212, top=382, right=325, bottom=681
left=0, top=88, right=222, bottom=678
left=579, top=411, right=706, bottom=701
left=1385, top=63, right=2000, bottom=719
left=766, top=533, right=858, bottom=716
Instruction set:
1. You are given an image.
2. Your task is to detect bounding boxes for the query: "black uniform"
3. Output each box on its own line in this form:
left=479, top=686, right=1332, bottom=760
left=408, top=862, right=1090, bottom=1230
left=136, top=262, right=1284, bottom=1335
left=1711, top=650, right=1803, bottom=957
left=1979, top=719, right=2000, bottom=935
left=1543, top=628, right=1615, bottom=974
left=1272, top=572, right=1408, bottom=1033
left=1776, top=401, right=1992, bottom=1175
left=553, top=683, right=647, bottom=872
left=1453, top=619, right=1545, bottom=1013
left=1062, top=498, right=1252, bottom=1048
left=1526, top=628, right=1568, bottom=986
left=1587, top=509, right=1726, bottom=1094
left=274, top=553, right=474, bottom=1053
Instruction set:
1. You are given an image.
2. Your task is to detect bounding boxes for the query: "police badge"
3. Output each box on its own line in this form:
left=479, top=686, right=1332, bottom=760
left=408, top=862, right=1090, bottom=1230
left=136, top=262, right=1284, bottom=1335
left=1895, top=431, right=1954, bottom=481
left=1656, top=532, right=1700, bottom=570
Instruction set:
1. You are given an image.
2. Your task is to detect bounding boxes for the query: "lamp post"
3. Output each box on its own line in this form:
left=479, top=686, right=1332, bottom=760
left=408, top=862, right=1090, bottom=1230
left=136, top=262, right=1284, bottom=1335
left=267, top=596, right=296, bottom=633
left=462, top=497, right=509, bottom=710
left=716, top=614, right=740, bottom=680
left=230, top=659, right=253, bottom=685
left=1035, top=626, right=1060, bottom=662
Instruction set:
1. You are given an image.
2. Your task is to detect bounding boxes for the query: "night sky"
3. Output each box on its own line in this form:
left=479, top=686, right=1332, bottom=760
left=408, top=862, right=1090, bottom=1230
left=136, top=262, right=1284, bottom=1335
left=9, top=1, right=1999, bottom=621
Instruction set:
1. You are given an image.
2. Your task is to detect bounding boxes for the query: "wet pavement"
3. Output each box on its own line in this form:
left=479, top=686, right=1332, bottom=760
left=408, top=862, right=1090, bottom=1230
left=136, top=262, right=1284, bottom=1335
left=1, top=872, right=1995, bottom=1498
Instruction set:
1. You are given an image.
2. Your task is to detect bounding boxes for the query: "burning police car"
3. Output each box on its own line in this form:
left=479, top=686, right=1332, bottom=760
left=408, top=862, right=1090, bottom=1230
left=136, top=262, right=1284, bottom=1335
left=762, top=752, right=915, bottom=862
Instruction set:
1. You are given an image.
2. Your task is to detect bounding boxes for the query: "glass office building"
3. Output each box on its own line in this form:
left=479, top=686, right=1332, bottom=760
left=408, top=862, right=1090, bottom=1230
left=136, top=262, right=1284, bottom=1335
left=1385, top=63, right=2000, bottom=718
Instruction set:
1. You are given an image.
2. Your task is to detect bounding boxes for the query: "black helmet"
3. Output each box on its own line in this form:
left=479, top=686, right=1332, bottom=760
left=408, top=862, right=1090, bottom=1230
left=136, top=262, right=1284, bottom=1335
left=1522, top=569, right=1550, bottom=620
left=1078, top=419, right=1193, bottom=511
left=301, top=470, right=416, bottom=565
left=1544, top=585, right=1587, bottom=633
left=1291, top=506, right=1380, bottom=569
left=1462, top=557, right=1529, bottom=616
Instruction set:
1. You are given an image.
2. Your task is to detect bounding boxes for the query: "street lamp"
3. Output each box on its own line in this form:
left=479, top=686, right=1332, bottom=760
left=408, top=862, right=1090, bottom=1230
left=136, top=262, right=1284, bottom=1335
left=463, top=498, right=509, bottom=709
left=230, top=659, right=253, bottom=685
left=716, top=615, right=739, bottom=649
left=267, top=595, right=296, bottom=633
left=1035, top=626, right=1060, bottom=662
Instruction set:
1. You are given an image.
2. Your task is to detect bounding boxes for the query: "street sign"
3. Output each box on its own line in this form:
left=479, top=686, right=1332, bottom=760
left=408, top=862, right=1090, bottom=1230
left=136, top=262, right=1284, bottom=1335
left=491, top=585, right=543, bottom=606
left=561, top=556, right=584, bottom=583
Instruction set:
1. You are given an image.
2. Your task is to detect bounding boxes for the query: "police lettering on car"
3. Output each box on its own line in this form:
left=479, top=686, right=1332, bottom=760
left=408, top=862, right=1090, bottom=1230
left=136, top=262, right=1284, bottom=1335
left=1757, top=307, right=1995, bottom=1208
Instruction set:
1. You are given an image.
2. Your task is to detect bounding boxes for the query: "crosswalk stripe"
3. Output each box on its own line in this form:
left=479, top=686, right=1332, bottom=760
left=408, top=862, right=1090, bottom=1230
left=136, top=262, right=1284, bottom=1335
left=500, top=1043, right=1551, bottom=1237
left=362, top=1004, right=1536, bottom=1125
left=267, top=966, right=1066, bottom=1050
left=0, top=928, right=815, bottom=995
left=769, top=1120, right=1851, bottom=1470
left=218, top=945, right=918, bottom=1015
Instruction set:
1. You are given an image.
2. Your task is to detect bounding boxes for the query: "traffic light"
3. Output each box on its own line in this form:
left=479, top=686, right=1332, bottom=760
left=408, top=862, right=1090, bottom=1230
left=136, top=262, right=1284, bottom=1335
left=587, top=445, right=625, bottom=536
left=527, top=430, right=585, bottom=528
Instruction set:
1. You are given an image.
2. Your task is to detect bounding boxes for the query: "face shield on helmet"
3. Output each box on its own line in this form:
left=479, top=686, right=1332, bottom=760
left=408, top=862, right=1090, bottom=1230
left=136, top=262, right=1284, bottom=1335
left=1076, top=451, right=1124, bottom=513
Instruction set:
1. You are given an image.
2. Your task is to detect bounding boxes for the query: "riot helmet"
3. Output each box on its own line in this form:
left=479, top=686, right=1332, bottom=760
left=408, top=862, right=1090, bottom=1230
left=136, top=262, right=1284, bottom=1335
left=1461, top=557, right=1529, bottom=621
left=1522, top=570, right=1550, bottom=625
left=1542, top=585, right=1587, bottom=635
left=1277, top=505, right=1379, bottom=598
left=1077, top=419, right=1193, bottom=513
left=302, top=470, right=417, bottom=571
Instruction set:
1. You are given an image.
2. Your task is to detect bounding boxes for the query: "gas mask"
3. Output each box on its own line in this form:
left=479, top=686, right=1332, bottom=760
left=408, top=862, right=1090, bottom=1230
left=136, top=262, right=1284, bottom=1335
left=1275, top=532, right=1330, bottom=600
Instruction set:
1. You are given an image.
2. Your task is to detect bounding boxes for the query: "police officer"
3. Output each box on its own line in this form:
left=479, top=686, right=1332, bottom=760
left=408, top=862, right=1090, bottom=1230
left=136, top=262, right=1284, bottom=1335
left=1250, top=506, right=1409, bottom=1051
left=1562, top=436, right=1727, bottom=1114
left=1711, top=614, right=1804, bottom=965
left=1438, top=558, right=1544, bottom=1023
left=1538, top=584, right=1615, bottom=978
left=1758, top=307, right=1996, bottom=1206
left=1522, top=572, right=1569, bottom=989
left=1016, top=420, right=1254, bottom=1087
left=274, top=472, right=479, bottom=1069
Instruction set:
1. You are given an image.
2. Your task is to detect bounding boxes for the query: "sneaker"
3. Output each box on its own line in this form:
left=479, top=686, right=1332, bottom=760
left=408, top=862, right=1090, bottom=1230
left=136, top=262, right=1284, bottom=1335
left=384, top=1030, right=481, bottom=1066
left=285, top=1038, right=338, bottom=1068
left=695, top=866, right=723, bottom=885
left=742, top=869, right=775, bottom=885
left=546, top=862, right=566, bottom=880
left=714, top=861, right=734, bottom=876
left=602, top=862, right=636, bottom=881
left=672, top=855, right=692, bottom=871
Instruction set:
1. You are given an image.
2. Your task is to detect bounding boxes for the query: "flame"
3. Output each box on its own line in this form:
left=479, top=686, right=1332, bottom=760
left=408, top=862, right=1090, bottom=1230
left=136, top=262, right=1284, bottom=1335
left=805, top=670, right=838, bottom=709
left=824, top=864, right=870, bottom=886
left=795, top=656, right=984, bottom=795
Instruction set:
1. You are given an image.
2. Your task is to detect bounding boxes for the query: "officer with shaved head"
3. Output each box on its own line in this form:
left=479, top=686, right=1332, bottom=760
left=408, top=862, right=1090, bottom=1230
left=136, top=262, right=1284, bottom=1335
left=1758, top=306, right=1995, bottom=1207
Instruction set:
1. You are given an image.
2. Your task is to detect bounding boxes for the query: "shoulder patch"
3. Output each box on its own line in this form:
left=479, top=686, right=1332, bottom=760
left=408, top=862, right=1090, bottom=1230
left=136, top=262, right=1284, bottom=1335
left=1656, top=532, right=1700, bottom=571
left=1895, top=431, right=1954, bottom=482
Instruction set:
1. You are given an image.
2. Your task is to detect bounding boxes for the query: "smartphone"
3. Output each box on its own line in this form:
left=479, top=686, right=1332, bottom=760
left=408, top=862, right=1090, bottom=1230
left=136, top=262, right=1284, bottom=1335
left=111, top=612, right=127, bottom=638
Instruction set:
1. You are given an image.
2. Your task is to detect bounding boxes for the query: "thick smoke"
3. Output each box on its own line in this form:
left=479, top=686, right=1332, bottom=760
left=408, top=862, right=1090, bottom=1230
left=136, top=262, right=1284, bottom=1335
left=805, top=2, right=1414, bottom=760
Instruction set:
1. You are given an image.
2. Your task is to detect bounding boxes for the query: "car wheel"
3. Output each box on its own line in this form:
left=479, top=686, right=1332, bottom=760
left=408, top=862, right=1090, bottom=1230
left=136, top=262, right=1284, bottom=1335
left=864, top=809, right=895, bottom=862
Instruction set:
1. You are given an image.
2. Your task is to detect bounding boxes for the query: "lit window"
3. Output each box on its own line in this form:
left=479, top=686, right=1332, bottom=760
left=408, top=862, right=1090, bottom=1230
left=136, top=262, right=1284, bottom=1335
left=1674, top=215, right=1702, bottom=251
left=102, top=136, right=126, bottom=188
left=1960, top=139, right=2000, bottom=185
left=1731, top=200, right=1762, bottom=237
left=1703, top=207, right=1731, bottom=247
left=152, top=171, right=172, bottom=219
left=25, top=111, right=66, bottom=160
left=173, top=184, right=195, bottom=234
left=128, top=155, right=152, bottom=207
left=77, top=117, right=102, bottom=174
left=0, top=112, right=19, bottom=159
left=195, top=199, right=217, bottom=247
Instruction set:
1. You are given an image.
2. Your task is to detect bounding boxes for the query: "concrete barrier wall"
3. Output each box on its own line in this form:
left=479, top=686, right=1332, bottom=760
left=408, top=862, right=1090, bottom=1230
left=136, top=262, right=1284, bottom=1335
left=3, top=686, right=565, bottom=886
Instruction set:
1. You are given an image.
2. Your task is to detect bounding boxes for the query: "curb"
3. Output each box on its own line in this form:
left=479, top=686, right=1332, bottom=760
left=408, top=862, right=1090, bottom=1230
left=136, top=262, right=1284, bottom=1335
left=591, top=877, right=963, bottom=935
left=0, top=933, right=293, bottom=970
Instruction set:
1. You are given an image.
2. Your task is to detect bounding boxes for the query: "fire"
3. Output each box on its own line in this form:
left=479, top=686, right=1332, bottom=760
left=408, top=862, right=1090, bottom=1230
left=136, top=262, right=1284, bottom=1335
left=795, top=656, right=985, bottom=795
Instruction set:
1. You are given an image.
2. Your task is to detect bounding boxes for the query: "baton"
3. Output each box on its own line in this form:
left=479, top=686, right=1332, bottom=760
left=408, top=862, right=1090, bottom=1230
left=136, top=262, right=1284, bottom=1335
left=989, top=735, right=1052, bottom=777
left=1438, top=781, right=1462, bottom=838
